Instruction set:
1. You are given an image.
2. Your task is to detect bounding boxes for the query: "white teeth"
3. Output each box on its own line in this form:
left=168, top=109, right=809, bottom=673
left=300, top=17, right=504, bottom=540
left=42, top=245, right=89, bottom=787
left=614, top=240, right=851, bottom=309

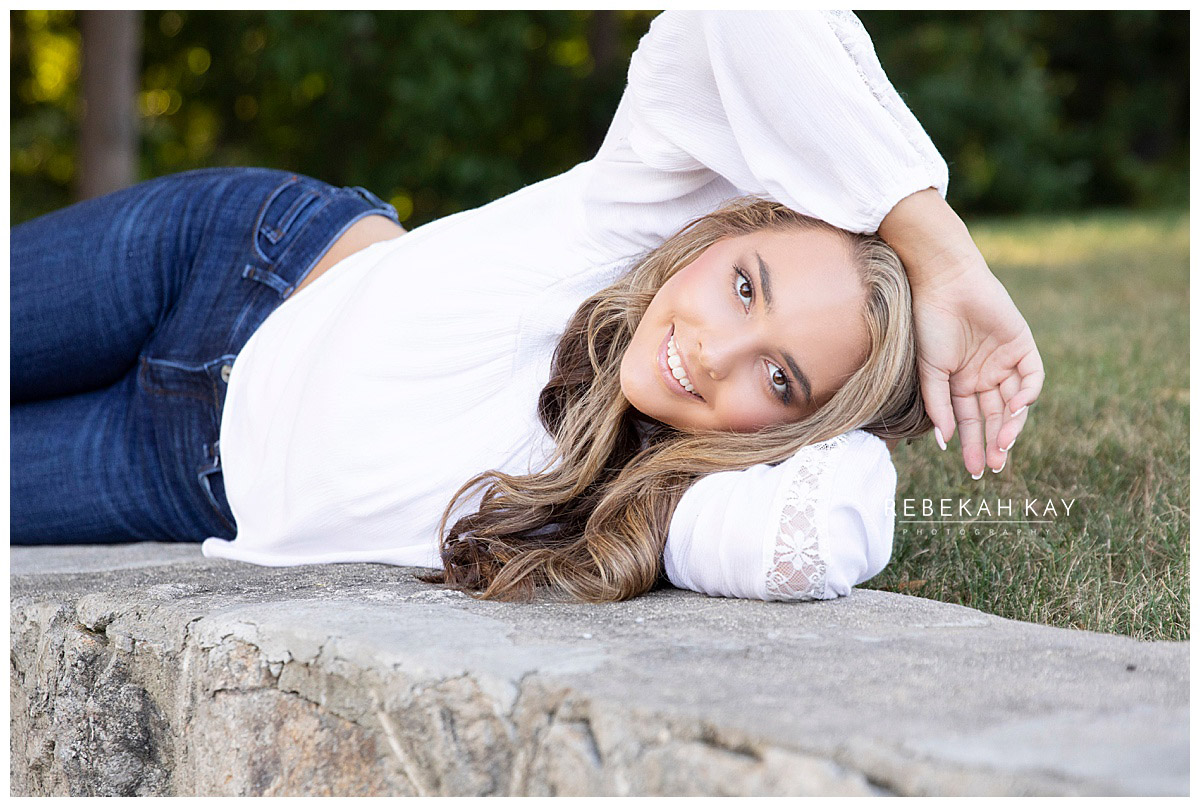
left=667, top=335, right=696, bottom=395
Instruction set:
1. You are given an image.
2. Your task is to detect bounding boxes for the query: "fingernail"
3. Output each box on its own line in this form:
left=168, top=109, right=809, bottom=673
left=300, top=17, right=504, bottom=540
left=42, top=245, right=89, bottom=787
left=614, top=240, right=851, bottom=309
left=1010, top=405, right=1028, bottom=417
left=934, top=426, right=946, bottom=451
left=992, top=456, right=1007, bottom=473
left=999, top=437, right=1016, bottom=453
left=971, top=470, right=984, bottom=480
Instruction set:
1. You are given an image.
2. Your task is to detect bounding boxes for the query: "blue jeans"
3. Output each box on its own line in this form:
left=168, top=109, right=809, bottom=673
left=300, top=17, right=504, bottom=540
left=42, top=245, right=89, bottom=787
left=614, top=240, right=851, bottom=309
left=11, top=167, right=401, bottom=545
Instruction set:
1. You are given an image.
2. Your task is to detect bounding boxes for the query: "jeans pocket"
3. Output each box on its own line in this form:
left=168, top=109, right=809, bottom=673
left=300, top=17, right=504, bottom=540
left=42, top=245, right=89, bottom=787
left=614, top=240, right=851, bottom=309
left=253, top=176, right=332, bottom=263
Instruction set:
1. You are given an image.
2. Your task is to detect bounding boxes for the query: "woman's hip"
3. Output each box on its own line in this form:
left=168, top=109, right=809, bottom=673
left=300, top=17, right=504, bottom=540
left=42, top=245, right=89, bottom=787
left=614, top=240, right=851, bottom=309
left=136, top=167, right=401, bottom=365
left=11, top=167, right=398, bottom=397
left=11, top=167, right=402, bottom=542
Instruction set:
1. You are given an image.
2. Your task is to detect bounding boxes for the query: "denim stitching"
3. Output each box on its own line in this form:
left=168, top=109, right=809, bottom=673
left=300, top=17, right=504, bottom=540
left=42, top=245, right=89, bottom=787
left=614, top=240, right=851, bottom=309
left=251, top=174, right=299, bottom=263
left=196, top=441, right=235, bottom=532
left=138, top=355, right=237, bottom=403
left=275, top=189, right=322, bottom=236
left=242, top=264, right=293, bottom=296
left=266, top=196, right=334, bottom=279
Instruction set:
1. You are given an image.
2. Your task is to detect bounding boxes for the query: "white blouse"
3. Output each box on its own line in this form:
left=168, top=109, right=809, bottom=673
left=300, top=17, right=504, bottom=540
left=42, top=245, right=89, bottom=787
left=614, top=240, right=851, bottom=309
left=202, top=10, right=947, bottom=602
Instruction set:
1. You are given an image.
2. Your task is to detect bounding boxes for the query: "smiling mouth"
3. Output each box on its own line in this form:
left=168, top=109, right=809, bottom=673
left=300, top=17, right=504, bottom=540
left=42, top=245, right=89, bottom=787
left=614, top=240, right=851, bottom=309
left=661, top=324, right=703, bottom=400
left=667, top=334, right=698, bottom=393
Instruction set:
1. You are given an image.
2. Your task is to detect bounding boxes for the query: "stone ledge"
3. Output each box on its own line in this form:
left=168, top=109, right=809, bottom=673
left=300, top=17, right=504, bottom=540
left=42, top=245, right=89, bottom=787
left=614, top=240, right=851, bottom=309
left=9, top=543, right=1188, bottom=796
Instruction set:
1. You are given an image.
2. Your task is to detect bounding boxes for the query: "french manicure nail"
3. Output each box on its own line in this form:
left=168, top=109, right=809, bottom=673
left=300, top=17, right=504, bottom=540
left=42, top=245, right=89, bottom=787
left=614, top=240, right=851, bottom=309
left=971, top=470, right=984, bottom=480
left=992, top=456, right=1006, bottom=473
left=934, top=426, right=946, bottom=451
left=999, top=437, right=1016, bottom=453
left=1010, top=405, right=1027, bottom=418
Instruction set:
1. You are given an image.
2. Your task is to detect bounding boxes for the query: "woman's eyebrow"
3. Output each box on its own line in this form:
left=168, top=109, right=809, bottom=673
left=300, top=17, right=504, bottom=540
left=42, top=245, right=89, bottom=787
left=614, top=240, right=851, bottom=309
left=754, top=252, right=814, bottom=407
left=756, top=251, right=774, bottom=313
left=783, top=353, right=813, bottom=406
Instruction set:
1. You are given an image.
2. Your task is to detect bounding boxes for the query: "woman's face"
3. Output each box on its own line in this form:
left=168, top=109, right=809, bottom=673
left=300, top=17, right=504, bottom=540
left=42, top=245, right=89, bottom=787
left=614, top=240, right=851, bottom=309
left=620, top=228, right=870, bottom=433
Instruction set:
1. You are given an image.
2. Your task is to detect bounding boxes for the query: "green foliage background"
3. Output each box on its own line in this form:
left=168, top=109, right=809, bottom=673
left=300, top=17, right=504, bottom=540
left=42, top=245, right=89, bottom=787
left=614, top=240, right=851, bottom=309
left=10, top=10, right=1189, bottom=227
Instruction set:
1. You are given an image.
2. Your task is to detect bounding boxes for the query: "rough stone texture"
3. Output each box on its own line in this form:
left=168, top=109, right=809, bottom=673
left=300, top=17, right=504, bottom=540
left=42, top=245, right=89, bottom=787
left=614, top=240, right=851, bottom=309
left=10, top=543, right=1189, bottom=796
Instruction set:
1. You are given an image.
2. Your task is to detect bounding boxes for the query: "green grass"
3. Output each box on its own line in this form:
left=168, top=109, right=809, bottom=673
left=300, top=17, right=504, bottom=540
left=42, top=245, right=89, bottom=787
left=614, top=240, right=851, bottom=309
left=862, top=210, right=1189, bottom=642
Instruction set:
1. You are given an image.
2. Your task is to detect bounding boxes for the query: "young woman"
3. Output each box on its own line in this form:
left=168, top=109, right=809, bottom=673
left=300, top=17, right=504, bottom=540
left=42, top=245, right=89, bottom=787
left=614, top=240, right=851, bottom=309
left=10, top=11, right=1043, bottom=603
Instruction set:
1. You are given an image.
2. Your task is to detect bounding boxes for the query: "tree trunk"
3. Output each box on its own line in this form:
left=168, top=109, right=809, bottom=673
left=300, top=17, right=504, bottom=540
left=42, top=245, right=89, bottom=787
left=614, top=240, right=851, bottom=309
left=76, top=10, right=142, bottom=201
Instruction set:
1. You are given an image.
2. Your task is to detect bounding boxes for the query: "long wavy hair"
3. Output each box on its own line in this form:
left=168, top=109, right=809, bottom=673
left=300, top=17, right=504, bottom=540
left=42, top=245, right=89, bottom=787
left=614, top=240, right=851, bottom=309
left=416, top=196, right=932, bottom=602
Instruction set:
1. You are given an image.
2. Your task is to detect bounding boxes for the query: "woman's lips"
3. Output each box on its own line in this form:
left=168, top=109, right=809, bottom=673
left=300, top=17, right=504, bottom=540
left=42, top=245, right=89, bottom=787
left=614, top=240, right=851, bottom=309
left=658, top=323, right=701, bottom=400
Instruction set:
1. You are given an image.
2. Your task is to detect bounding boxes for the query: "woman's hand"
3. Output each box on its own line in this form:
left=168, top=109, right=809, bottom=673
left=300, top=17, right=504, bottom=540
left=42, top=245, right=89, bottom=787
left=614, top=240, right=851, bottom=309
left=910, top=264, right=1042, bottom=476
left=878, top=189, right=1045, bottom=477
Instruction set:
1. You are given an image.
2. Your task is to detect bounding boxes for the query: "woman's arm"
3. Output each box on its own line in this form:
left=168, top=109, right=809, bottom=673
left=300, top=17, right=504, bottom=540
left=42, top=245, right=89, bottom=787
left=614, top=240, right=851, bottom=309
left=583, top=11, right=949, bottom=258
left=878, top=189, right=1045, bottom=476
left=588, top=11, right=1043, bottom=476
left=664, top=430, right=894, bottom=601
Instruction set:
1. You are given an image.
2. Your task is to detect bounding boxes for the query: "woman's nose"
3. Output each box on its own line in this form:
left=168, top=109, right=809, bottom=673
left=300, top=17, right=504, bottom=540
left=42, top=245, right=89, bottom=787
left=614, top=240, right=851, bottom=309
left=696, top=340, right=722, bottom=380
left=697, top=330, right=751, bottom=381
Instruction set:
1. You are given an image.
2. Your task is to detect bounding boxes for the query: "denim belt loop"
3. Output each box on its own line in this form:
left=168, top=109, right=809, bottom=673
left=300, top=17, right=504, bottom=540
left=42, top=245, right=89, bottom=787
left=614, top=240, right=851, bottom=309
left=242, top=263, right=294, bottom=298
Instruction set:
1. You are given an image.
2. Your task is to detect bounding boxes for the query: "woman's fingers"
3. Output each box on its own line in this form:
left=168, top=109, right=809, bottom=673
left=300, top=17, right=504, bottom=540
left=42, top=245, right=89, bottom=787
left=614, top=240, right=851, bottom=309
left=994, top=373, right=1028, bottom=462
left=918, top=361, right=956, bottom=451
left=947, top=368, right=1031, bottom=477
left=979, top=387, right=1008, bottom=472
left=950, top=390, right=987, bottom=478
left=1007, top=346, right=1046, bottom=416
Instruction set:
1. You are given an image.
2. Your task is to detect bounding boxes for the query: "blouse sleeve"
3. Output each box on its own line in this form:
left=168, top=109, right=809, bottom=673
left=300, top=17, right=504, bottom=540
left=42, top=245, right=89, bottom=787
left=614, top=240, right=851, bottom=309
left=662, top=430, right=896, bottom=601
left=583, top=10, right=949, bottom=259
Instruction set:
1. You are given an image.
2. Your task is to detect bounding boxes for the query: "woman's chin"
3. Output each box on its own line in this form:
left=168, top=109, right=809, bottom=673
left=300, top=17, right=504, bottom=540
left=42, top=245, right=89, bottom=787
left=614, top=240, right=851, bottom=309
left=622, top=382, right=663, bottom=424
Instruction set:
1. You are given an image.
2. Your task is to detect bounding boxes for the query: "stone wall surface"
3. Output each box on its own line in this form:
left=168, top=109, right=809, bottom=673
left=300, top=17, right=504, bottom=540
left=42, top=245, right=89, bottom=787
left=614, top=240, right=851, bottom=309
left=9, top=543, right=1189, bottom=796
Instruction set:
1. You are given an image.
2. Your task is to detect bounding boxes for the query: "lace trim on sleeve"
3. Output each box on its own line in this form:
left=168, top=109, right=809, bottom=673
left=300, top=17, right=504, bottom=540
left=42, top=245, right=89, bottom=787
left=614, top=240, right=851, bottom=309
left=764, top=433, right=848, bottom=600
left=821, top=10, right=945, bottom=180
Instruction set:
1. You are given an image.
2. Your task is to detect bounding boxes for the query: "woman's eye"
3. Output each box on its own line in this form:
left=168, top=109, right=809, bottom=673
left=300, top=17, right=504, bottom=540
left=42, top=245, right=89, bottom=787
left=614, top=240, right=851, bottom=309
left=768, top=362, right=791, bottom=404
left=734, top=266, right=790, bottom=405
left=734, top=268, right=753, bottom=308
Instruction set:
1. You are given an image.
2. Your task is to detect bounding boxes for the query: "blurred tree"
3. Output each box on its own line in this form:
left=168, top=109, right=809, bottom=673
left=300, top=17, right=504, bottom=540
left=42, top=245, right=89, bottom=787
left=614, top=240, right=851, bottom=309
left=76, top=10, right=141, bottom=200
left=9, top=10, right=1189, bottom=226
left=11, top=10, right=82, bottom=221
left=857, top=10, right=1188, bottom=213
left=1030, top=11, right=1188, bottom=209
left=123, top=9, right=657, bottom=228
left=585, top=10, right=622, bottom=153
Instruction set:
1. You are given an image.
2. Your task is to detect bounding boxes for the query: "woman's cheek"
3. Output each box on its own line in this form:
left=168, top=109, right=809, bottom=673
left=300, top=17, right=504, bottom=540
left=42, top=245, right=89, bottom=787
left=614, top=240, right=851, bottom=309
left=677, top=260, right=720, bottom=311
left=713, top=398, right=771, bottom=433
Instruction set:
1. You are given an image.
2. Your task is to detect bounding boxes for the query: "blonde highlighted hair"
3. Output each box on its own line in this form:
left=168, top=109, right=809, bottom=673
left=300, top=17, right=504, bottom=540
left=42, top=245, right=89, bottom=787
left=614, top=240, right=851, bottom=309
left=417, top=197, right=931, bottom=602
